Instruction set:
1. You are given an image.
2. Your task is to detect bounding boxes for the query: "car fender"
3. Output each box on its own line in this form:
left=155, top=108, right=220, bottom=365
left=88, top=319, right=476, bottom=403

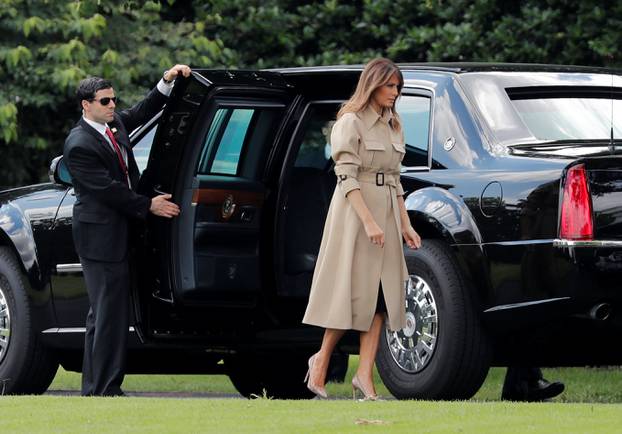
left=0, top=201, right=41, bottom=284
left=404, top=186, right=481, bottom=244
left=404, top=186, right=490, bottom=304
left=0, top=189, right=63, bottom=330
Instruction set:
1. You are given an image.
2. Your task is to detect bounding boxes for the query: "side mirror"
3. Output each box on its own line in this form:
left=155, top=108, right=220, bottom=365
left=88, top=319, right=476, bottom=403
left=49, top=156, right=73, bottom=186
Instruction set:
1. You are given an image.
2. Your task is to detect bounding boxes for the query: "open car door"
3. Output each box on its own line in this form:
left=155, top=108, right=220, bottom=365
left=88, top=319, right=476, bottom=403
left=134, top=70, right=297, bottom=339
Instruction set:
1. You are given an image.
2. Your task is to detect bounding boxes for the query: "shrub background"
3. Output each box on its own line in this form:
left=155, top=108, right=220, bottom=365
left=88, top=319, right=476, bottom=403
left=0, top=0, right=619, bottom=187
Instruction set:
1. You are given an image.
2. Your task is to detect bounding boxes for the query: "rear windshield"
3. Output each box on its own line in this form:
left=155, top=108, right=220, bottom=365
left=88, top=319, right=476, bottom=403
left=507, top=87, right=622, bottom=141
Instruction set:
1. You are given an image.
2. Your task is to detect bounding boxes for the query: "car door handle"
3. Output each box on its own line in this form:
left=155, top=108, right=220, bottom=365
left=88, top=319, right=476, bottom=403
left=153, top=185, right=171, bottom=196
left=239, top=206, right=256, bottom=222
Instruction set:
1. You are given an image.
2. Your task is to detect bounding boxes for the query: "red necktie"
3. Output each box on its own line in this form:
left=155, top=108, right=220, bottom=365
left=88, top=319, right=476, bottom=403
left=105, top=127, right=129, bottom=185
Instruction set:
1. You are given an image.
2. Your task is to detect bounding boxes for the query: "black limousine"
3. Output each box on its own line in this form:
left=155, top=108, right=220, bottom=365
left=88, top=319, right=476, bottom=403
left=1, top=63, right=621, bottom=399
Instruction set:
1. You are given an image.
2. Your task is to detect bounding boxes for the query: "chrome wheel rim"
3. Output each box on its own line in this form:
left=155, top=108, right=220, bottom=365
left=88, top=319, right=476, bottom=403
left=0, top=279, right=11, bottom=365
left=385, top=274, right=439, bottom=373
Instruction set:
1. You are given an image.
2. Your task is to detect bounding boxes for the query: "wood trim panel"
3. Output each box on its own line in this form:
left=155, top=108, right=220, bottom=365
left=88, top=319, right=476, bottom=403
left=192, top=188, right=264, bottom=207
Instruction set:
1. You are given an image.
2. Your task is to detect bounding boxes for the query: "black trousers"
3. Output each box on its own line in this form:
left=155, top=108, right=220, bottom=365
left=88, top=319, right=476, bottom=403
left=502, top=366, right=543, bottom=393
left=80, top=257, right=129, bottom=396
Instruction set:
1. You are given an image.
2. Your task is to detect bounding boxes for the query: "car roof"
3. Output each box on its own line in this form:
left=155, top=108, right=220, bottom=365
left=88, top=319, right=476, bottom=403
left=268, top=62, right=622, bottom=76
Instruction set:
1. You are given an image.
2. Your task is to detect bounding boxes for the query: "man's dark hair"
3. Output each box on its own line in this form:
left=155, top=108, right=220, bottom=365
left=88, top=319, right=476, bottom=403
left=76, top=77, right=113, bottom=107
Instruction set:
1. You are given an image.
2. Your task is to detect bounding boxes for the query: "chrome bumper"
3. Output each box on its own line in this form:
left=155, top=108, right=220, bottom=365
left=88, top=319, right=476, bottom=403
left=553, top=239, right=622, bottom=248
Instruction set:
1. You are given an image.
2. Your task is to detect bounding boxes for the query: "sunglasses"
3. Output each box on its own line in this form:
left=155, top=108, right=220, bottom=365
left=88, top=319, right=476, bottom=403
left=90, top=96, right=117, bottom=106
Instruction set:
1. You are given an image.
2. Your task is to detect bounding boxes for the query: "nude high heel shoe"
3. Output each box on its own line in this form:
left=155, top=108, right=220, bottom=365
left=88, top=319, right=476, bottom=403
left=351, top=375, right=378, bottom=401
left=304, top=354, right=328, bottom=399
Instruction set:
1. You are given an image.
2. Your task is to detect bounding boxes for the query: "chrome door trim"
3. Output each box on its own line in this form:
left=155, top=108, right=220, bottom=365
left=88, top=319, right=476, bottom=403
left=55, top=263, right=83, bottom=274
left=484, top=297, right=570, bottom=313
left=42, top=326, right=136, bottom=334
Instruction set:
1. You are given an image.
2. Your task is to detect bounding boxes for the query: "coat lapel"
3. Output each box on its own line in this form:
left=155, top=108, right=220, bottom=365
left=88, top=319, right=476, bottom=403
left=76, top=118, right=128, bottom=181
left=77, top=116, right=140, bottom=190
left=77, top=118, right=117, bottom=158
left=109, top=116, right=131, bottom=151
left=109, top=115, right=140, bottom=188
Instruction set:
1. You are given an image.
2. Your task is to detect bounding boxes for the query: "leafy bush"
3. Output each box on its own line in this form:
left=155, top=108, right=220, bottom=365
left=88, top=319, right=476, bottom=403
left=0, top=0, right=619, bottom=187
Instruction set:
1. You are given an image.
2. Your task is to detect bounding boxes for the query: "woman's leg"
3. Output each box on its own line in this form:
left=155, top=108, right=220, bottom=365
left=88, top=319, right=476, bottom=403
left=355, top=313, right=385, bottom=395
left=309, top=328, right=346, bottom=390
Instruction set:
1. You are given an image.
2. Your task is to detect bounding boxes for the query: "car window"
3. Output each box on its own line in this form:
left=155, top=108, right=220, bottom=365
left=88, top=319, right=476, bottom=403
left=398, top=95, right=432, bottom=167
left=509, top=97, right=622, bottom=141
left=132, top=126, right=157, bottom=174
left=293, top=98, right=432, bottom=170
left=294, top=103, right=339, bottom=170
left=211, top=108, right=254, bottom=175
left=197, top=105, right=282, bottom=177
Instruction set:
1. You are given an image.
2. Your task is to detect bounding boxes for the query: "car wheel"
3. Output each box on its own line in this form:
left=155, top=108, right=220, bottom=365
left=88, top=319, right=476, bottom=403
left=376, top=239, right=491, bottom=400
left=0, top=247, right=58, bottom=394
left=227, top=351, right=316, bottom=399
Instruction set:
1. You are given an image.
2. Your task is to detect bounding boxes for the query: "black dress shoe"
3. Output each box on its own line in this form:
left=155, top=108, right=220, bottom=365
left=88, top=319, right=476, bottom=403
left=502, top=378, right=565, bottom=402
left=528, top=379, right=565, bottom=401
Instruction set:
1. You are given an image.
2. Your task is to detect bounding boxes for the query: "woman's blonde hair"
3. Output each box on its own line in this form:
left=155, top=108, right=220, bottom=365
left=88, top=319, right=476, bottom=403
left=337, top=57, right=403, bottom=131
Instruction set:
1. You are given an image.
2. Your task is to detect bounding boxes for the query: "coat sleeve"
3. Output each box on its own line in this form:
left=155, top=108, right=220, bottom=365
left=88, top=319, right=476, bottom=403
left=64, top=139, right=151, bottom=219
left=396, top=128, right=405, bottom=197
left=331, top=114, right=362, bottom=197
left=118, top=86, right=168, bottom=134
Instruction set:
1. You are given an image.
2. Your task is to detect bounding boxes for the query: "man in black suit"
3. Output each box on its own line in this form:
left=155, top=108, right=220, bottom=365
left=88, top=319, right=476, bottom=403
left=63, top=64, right=190, bottom=396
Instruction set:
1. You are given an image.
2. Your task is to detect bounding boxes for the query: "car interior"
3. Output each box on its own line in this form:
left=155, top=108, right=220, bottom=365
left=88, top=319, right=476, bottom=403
left=279, top=102, right=340, bottom=297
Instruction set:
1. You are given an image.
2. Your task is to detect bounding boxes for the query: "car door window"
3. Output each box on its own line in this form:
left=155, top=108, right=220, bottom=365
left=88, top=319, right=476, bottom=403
left=293, top=104, right=339, bottom=170
left=208, top=108, right=253, bottom=175
left=398, top=95, right=432, bottom=168
left=132, top=126, right=157, bottom=174
left=197, top=106, right=281, bottom=177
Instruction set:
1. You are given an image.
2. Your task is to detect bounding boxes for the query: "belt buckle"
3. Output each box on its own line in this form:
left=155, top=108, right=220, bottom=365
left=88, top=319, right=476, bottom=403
left=376, top=172, right=384, bottom=186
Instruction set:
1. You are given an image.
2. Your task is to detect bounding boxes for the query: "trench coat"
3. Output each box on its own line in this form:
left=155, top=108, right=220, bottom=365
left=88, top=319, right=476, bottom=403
left=303, top=105, right=409, bottom=332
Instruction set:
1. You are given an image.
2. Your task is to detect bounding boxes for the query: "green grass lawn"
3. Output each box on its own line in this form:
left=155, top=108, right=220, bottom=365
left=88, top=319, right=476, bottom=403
left=3, top=396, right=621, bottom=433
left=49, top=357, right=622, bottom=403
left=2, top=360, right=620, bottom=433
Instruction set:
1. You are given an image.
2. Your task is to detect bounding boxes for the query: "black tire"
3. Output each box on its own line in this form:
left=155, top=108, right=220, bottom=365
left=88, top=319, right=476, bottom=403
left=376, top=239, right=491, bottom=400
left=0, top=247, right=58, bottom=395
left=227, top=351, right=315, bottom=399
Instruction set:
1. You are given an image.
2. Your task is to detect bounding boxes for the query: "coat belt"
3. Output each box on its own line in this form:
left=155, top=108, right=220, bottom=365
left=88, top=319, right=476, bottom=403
left=357, top=171, right=399, bottom=187
left=357, top=170, right=402, bottom=237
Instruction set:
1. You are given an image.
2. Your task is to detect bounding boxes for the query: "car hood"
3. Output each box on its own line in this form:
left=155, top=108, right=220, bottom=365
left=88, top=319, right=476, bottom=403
left=0, top=183, right=70, bottom=226
left=0, top=182, right=68, bottom=205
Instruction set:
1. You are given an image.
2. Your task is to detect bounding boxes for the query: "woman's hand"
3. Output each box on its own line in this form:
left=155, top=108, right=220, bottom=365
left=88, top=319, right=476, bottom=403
left=364, top=219, right=385, bottom=247
left=402, top=225, right=421, bottom=249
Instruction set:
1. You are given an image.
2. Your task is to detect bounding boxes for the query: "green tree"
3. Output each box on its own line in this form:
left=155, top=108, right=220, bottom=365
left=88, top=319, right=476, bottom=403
left=199, top=0, right=620, bottom=67
left=0, top=0, right=620, bottom=187
left=0, top=0, right=232, bottom=187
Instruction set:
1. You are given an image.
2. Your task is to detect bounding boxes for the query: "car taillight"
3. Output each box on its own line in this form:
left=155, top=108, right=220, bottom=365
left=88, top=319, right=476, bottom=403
left=559, top=164, right=593, bottom=240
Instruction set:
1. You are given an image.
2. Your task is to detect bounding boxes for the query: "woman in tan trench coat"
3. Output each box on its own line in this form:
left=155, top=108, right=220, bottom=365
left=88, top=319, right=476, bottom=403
left=303, top=58, right=421, bottom=400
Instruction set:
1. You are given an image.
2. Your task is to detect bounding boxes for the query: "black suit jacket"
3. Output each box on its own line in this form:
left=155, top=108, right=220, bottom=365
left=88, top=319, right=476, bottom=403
left=64, top=87, right=168, bottom=262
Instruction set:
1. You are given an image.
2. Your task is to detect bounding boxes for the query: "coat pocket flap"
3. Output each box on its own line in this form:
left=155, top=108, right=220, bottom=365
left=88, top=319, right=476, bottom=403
left=363, top=140, right=386, bottom=151
left=392, top=142, right=406, bottom=153
left=77, top=212, right=109, bottom=224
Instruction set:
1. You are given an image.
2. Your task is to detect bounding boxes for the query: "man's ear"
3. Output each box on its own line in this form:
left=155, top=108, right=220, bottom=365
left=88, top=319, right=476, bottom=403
left=81, top=99, right=89, bottom=112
